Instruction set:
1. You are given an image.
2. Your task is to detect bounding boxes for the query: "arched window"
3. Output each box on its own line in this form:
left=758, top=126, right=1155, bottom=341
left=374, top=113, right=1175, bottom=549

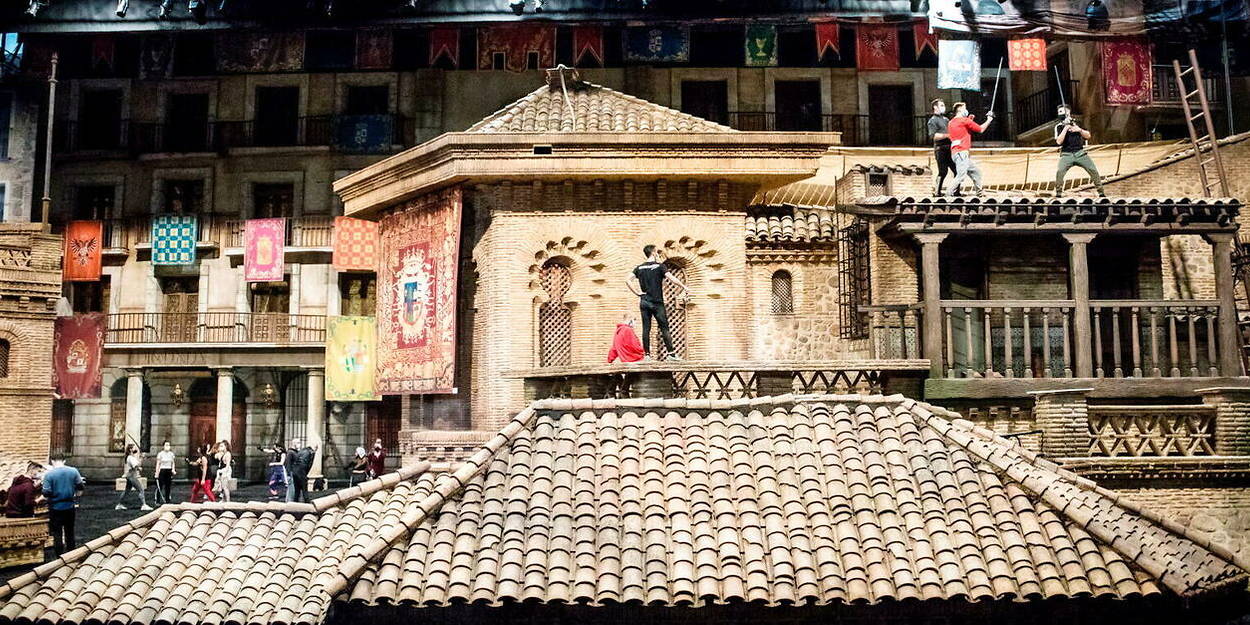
left=771, top=270, right=794, bottom=314
left=0, top=339, right=9, bottom=377
left=538, top=259, right=573, bottom=367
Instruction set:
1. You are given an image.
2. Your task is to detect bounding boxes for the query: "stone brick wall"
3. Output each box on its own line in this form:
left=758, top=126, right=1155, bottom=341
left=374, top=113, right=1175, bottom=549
left=1029, top=389, right=1091, bottom=458
left=1119, top=486, right=1250, bottom=563
left=748, top=257, right=870, bottom=360
left=1200, top=388, right=1250, bottom=456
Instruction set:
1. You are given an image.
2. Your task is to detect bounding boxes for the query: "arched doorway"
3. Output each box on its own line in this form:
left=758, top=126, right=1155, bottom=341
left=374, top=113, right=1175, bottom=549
left=187, top=377, right=248, bottom=476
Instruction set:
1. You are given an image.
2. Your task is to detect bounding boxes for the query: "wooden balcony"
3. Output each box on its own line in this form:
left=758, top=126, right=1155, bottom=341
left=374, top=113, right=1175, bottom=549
left=95, top=216, right=334, bottom=252
left=224, top=217, right=334, bottom=249
left=105, top=312, right=326, bottom=345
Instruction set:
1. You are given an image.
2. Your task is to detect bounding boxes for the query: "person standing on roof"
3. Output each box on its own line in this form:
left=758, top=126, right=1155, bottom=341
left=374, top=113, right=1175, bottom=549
left=626, top=245, right=690, bottom=361
left=927, top=98, right=954, bottom=196
left=1053, top=104, right=1107, bottom=198
left=946, top=102, right=994, bottom=196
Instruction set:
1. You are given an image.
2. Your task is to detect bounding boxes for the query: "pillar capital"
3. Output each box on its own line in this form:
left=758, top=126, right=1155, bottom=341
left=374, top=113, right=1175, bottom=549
left=913, top=232, right=949, bottom=246
left=1061, top=233, right=1098, bottom=245
left=124, top=367, right=145, bottom=378
left=1203, top=232, right=1236, bottom=245
left=212, top=367, right=234, bottom=378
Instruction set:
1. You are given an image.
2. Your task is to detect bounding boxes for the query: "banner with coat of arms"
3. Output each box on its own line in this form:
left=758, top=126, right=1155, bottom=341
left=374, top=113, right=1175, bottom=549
left=245, top=218, right=286, bottom=282
left=377, top=188, right=462, bottom=395
left=623, top=25, right=690, bottom=62
left=326, top=316, right=379, bottom=401
left=63, top=220, right=103, bottom=282
left=151, top=214, right=198, bottom=265
left=54, top=314, right=105, bottom=399
left=215, top=32, right=305, bottom=73
left=744, top=24, right=778, bottom=66
left=938, top=38, right=983, bottom=90
left=1103, top=39, right=1152, bottom=105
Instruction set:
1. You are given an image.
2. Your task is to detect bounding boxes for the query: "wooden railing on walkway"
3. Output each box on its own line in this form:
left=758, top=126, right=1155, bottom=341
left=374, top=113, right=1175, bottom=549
left=105, top=312, right=326, bottom=344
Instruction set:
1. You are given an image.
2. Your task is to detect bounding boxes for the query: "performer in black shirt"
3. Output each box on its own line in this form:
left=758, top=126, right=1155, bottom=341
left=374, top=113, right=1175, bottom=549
left=927, top=99, right=954, bottom=196
left=1054, top=104, right=1107, bottom=197
left=626, top=245, right=690, bottom=361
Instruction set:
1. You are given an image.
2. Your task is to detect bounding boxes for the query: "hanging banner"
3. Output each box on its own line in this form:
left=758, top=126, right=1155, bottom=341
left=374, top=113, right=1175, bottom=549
left=332, top=216, right=380, bottom=272
left=21, top=40, right=56, bottom=76
left=815, top=22, right=840, bottom=60
left=925, top=0, right=1209, bottom=35
left=429, top=27, right=460, bottom=66
left=54, top=314, right=105, bottom=400
left=357, top=29, right=393, bottom=70
left=572, top=25, right=605, bottom=67
left=215, top=32, right=305, bottom=73
left=1008, top=38, right=1048, bottom=70
left=245, top=218, right=286, bottom=282
left=856, top=24, right=900, bottom=71
left=623, top=25, right=690, bottom=63
left=1103, top=39, right=1152, bottom=105
left=336, top=115, right=394, bottom=153
left=63, top=220, right=103, bottom=282
left=744, top=24, right=778, bottom=66
left=139, top=34, right=174, bottom=80
left=477, top=25, right=555, bottom=73
left=377, top=187, right=462, bottom=395
left=913, top=20, right=939, bottom=56
left=151, top=214, right=198, bottom=266
left=91, top=36, right=115, bottom=73
left=326, top=316, right=379, bottom=401
left=938, top=39, right=982, bottom=90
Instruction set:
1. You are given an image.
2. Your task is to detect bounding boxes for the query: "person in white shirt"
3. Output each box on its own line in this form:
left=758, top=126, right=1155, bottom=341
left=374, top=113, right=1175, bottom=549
left=155, top=441, right=176, bottom=504
left=213, top=441, right=233, bottom=502
left=115, top=444, right=152, bottom=511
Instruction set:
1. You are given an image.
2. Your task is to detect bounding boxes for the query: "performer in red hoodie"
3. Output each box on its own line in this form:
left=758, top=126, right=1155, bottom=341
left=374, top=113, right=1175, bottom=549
left=607, top=316, right=645, bottom=364
left=946, top=102, right=994, bottom=196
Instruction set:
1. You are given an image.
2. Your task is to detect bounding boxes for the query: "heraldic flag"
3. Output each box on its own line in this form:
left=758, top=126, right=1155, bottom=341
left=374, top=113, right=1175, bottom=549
left=1103, top=39, right=1152, bottom=105
left=151, top=214, right=198, bottom=265
left=938, top=38, right=982, bottom=90
left=64, top=220, right=103, bottom=282
left=54, top=313, right=105, bottom=399
left=326, top=316, right=379, bottom=401
left=245, top=218, right=286, bottom=282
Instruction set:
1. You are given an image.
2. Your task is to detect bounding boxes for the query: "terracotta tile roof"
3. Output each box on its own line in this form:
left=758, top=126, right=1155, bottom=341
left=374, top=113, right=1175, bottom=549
left=744, top=208, right=838, bottom=244
left=466, top=67, right=733, bottom=134
left=3, top=396, right=1247, bottom=624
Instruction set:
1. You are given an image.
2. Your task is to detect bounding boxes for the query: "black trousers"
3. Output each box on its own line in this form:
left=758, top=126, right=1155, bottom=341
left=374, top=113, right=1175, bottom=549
left=933, top=146, right=955, bottom=195
left=639, top=297, right=676, bottom=356
left=49, top=508, right=75, bottom=555
left=157, top=469, right=174, bottom=504
left=293, top=473, right=309, bottom=503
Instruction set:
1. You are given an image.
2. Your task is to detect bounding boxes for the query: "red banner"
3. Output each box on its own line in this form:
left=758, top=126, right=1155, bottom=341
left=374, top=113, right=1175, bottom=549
left=332, top=216, right=380, bottom=272
left=54, top=314, right=105, bottom=399
left=377, top=188, right=462, bottom=394
left=1008, top=38, right=1047, bottom=71
left=572, top=25, right=604, bottom=67
left=63, top=220, right=103, bottom=282
left=357, top=29, right=393, bottom=70
left=913, top=20, right=938, bottom=56
left=815, top=22, right=840, bottom=60
left=856, top=24, right=900, bottom=71
left=91, top=36, right=115, bottom=72
left=429, top=27, right=460, bottom=66
left=1103, top=39, right=1152, bottom=105
left=477, top=25, right=555, bottom=72
left=244, top=218, right=286, bottom=282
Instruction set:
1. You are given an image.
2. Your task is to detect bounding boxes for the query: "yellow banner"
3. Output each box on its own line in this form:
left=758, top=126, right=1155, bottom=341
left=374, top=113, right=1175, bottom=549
left=326, top=316, right=379, bottom=401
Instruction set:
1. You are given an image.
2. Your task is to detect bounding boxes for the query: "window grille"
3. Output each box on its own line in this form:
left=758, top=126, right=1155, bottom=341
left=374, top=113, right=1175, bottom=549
left=838, top=219, right=872, bottom=339
left=51, top=400, right=73, bottom=456
left=283, top=373, right=309, bottom=444
left=366, top=395, right=402, bottom=454
left=538, top=260, right=573, bottom=367
left=653, top=262, right=689, bottom=359
left=866, top=172, right=890, bottom=196
left=771, top=270, right=794, bottom=314
left=0, top=338, right=8, bottom=377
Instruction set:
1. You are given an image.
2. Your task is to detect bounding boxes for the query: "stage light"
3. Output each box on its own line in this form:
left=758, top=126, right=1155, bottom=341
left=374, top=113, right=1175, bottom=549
left=533, top=0, right=544, bottom=12
left=26, top=0, right=47, bottom=17
left=1086, top=0, right=1111, bottom=31
left=158, top=0, right=174, bottom=18
left=189, top=0, right=208, bottom=23
left=509, top=0, right=525, bottom=14
left=116, top=0, right=129, bottom=17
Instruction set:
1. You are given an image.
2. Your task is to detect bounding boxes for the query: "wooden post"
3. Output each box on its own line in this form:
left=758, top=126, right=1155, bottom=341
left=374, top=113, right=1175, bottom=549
left=1206, top=233, right=1243, bottom=376
left=1063, top=233, right=1097, bottom=378
left=915, top=233, right=948, bottom=377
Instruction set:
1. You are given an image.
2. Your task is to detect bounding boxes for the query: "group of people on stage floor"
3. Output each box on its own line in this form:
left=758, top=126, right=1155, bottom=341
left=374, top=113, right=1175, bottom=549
left=928, top=98, right=1107, bottom=198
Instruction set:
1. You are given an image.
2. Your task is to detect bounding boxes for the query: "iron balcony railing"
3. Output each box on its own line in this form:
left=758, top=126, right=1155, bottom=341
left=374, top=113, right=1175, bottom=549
left=727, top=112, right=931, bottom=146
left=105, top=312, right=326, bottom=345
left=95, top=215, right=337, bottom=251
left=1150, top=65, right=1222, bottom=105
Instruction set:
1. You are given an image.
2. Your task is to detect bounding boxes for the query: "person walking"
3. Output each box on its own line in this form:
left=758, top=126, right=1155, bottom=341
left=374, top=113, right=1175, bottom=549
left=367, top=439, right=386, bottom=480
left=928, top=98, right=955, bottom=196
left=261, top=442, right=287, bottom=501
left=213, top=441, right=233, bottom=503
left=42, top=453, right=84, bottom=556
left=290, top=440, right=316, bottom=503
left=349, top=447, right=368, bottom=486
left=154, top=441, right=176, bottom=504
left=1053, top=104, right=1107, bottom=197
left=115, top=444, right=153, bottom=511
left=188, top=444, right=216, bottom=503
left=625, top=245, right=690, bottom=361
left=946, top=102, right=994, bottom=196
left=4, top=462, right=42, bottom=518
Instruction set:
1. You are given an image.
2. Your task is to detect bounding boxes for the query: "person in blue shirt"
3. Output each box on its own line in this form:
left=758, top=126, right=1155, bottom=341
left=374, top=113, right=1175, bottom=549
left=42, top=453, right=85, bottom=555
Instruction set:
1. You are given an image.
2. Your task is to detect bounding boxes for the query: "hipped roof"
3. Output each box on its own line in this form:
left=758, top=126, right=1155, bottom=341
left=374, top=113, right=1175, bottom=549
left=2, top=395, right=1247, bottom=625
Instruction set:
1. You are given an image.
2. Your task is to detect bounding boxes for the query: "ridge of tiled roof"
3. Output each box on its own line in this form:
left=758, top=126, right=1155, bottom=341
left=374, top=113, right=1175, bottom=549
left=1071, top=130, right=1250, bottom=193
left=744, top=207, right=838, bottom=244
left=465, top=69, right=734, bottom=134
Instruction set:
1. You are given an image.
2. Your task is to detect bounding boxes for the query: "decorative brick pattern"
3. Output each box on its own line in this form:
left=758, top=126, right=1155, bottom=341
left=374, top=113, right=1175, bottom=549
left=1199, top=388, right=1250, bottom=456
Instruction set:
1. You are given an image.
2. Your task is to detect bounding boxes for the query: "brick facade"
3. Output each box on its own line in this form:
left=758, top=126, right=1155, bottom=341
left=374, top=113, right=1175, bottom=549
left=1029, top=388, right=1092, bottom=458
left=0, top=224, right=61, bottom=460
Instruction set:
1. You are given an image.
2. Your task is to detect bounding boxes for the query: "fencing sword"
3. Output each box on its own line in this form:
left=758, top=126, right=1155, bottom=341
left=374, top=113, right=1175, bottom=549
left=1054, top=65, right=1074, bottom=125
left=987, top=56, right=1005, bottom=117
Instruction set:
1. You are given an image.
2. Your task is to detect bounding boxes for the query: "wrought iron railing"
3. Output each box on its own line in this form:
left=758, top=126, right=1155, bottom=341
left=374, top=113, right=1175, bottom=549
left=1014, top=80, right=1079, bottom=134
left=105, top=312, right=326, bottom=344
left=726, top=112, right=929, bottom=146
left=1088, top=404, right=1215, bottom=457
left=100, top=215, right=228, bottom=249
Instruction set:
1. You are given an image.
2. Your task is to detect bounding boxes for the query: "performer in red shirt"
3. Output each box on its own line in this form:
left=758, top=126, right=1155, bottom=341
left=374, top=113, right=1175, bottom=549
left=946, top=102, right=994, bottom=196
left=607, top=316, right=645, bottom=363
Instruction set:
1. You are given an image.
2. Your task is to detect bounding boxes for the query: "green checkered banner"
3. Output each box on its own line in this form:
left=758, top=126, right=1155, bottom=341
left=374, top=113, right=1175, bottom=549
left=151, top=214, right=198, bottom=265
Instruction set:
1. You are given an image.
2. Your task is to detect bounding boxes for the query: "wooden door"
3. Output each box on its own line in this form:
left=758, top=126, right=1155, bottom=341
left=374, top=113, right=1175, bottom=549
left=231, top=398, right=246, bottom=479
left=188, top=401, right=216, bottom=458
left=251, top=282, right=290, bottom=342
left=775, top=80, right=823, bottom=131
left=868, top=85, right=914, bottom=146
left=162, top=278, right=199, bottom=342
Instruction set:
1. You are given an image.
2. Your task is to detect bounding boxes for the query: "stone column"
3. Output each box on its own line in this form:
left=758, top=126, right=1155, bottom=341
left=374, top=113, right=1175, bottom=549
left=1198, top=387, right=1250, bottom=456
left=915, top=233, right=949, bottom=378
left=1206, top=234, right=1243, bottom=376
left=215, top=368, right=234, bottom=447
left=1063, top=234, right=1097, bottom=378
left=124, top=369, right=145, bottom=447
left=307, top=368, right=326, bottom=480
left=1028, top=388, right=1093, bottom=458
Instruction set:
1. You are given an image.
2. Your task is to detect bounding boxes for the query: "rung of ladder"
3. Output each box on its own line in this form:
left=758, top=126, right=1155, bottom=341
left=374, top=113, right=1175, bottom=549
left=1190, top=114, right=1206, bottom=123
left=1186, top=89, right=1201, bottom=99
left=1201, top=158, right=1216, bottom=166
left=1179, top=66, right=1195, bottom=76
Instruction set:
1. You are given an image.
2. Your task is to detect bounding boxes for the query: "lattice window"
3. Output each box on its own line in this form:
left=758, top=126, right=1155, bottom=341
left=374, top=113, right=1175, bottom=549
left=653, top=262, right=689, bottom=359
left=0, top=338, right=8, bottom=377
left=838, top=219, right=871, bottom=339
left=539, top=260, right=573, bottom=367
left=771, top=270, right=794, bottom=314
left=866, top=172, right=891, bottom=196
left=366, top=396, right=402, bottom=453
left=283, top=373, right=309, bottom=443
left=51, top=400, right=73, bottom=456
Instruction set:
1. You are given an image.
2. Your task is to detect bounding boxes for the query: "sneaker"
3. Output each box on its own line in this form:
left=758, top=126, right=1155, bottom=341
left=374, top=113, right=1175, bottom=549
left=114, top=504, right=126, bottom=510
left=140, top=504, right=153, bottom=511
left=665, top=354, right=684, bottom=362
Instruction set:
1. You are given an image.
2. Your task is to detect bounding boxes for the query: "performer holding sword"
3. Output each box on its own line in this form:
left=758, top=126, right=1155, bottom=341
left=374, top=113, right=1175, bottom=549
left=1052, top=67, right=1107, bottom=197
left=946, top=58, right=1001, bottom=197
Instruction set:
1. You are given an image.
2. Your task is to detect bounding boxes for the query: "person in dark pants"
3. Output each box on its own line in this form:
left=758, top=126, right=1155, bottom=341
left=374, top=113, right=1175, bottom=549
left=927, top=98, right=954, bottom=196
left=42, top=453, right=84, bottom=556
left=626, top=245, right=690, bottom=361
left=1053, top=104, right=1107, bottom=197
left=290, top=441, right=317, bottom=503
